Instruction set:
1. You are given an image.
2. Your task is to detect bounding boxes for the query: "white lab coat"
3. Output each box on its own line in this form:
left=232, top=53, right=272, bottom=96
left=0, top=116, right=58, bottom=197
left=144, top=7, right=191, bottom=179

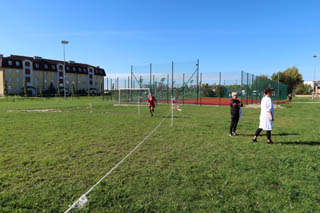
left=259, top=96, right=274, bottom=130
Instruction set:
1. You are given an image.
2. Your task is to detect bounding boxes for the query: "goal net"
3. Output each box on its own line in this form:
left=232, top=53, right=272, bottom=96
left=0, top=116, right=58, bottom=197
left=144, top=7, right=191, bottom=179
left=118, top=88, right=150, bottom=105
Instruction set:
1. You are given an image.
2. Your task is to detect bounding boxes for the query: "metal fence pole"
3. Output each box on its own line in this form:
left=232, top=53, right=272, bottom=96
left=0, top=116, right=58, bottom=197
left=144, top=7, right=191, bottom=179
left=252, top=74, right=254, bottom=104
left=246, top=72, right=249, bottom=105
left=196, top=59, right=199, bottom=104
left=167, top=74, right=169, bottom=103
left=130, top=65, right=133, bottom=102
left=241, top=71, right=243, bottom=104
left=183, top=73, right=185, bottom=105
left=219, top=72, right=221, bottom=106
left=200, top=72, right=202, bottom=106
left=111, top=78, right=113, bottom=101
left=150, top=63, right=152, bottom=92
left=153, top=74, right=155, bottom=97
left=171, top=61, right=174, bottom=98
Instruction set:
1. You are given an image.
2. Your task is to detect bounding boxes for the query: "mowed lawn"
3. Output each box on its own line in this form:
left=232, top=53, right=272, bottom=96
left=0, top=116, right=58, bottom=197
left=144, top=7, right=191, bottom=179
left=0, top=97, right=320, bottom=212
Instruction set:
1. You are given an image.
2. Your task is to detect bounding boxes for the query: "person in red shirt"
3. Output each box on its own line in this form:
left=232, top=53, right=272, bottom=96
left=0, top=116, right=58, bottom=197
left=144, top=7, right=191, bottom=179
left=147, top=92, right=157, bottom=117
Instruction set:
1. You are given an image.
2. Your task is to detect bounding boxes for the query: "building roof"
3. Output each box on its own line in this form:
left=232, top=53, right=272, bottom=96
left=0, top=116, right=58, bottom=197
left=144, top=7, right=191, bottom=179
left=0, top=55, right=106, bottom=76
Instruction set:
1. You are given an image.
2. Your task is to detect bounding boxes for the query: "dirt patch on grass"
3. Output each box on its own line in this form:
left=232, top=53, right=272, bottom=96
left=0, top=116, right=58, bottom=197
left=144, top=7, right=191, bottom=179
left=7, top=109, right=62, bottom=113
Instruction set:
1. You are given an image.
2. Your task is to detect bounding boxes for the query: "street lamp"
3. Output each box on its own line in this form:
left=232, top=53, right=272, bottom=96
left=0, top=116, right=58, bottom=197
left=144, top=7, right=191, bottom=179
left=313, top=55, right=317, bottom=100
left=61, top=40, right=69, bottom=100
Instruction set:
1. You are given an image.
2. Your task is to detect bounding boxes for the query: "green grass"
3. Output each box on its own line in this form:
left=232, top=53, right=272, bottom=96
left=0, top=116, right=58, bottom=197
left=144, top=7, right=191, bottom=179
left=0, top=97, right=320, bottom=212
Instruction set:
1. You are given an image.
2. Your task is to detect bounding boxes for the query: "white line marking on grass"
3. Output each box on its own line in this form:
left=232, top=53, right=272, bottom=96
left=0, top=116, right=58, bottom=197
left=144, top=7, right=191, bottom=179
left=64, top=113, right=168, bottom=213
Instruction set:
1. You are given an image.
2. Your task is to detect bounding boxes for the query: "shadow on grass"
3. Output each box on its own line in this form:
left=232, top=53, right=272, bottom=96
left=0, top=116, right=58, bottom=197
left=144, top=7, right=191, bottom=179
left=277, top=141, right=320, bottom=146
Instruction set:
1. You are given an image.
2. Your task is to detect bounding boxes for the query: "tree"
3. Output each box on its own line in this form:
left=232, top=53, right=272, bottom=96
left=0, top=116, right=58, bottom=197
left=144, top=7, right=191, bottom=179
left=294, top=83, right=312, bottom=95
left=272, top=67, right=303, bottom=95
left=4, top=80, right=8, bottom=96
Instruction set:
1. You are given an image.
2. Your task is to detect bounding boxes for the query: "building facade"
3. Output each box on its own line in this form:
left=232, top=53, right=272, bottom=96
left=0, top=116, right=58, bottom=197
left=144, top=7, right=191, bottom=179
left=304, top=80, right=320, bottom=96
left=0, top=55, right=106, bottom=96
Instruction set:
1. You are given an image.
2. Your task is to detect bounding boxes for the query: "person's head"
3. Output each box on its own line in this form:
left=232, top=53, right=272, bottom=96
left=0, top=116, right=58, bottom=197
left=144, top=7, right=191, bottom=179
left=264, top=88, right=273, bottom=97
left=232, top=92, right=238, bottom=100
left=149, top=91, right=153, bottom=96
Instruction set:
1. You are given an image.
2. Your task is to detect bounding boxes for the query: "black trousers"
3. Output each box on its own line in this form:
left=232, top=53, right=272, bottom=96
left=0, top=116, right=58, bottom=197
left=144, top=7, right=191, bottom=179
left=230, top=115, right=239, bottom=134
left=255, top=128, right=271, bottom=140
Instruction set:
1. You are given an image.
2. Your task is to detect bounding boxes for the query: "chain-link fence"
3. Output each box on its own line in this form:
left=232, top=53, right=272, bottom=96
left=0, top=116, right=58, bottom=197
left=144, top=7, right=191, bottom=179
left=105, top=60, right=288, bottom=105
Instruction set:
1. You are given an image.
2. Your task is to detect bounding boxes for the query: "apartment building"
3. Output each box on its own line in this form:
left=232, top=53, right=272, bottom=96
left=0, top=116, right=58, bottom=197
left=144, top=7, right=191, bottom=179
left=0, top=54, right=106, bottom=96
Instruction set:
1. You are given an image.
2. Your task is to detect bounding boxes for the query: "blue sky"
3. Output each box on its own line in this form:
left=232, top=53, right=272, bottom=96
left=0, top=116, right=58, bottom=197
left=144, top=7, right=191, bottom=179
left=1, top=0, right=320, bottom=81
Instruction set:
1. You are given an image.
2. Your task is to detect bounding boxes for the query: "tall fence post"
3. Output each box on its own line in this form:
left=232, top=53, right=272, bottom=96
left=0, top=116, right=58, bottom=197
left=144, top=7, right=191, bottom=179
left=171, top=61, right=174, bottom=98
left=183, top=73, right=185, bottom=105
left=167, top=74, right=169, bottom=104
left=130, top=65, right=133, bottom=102
left=251, top=74, right=254, bottom=104
left=219, top=72, right=221, bottom=106
left=110, top=78, right=113, bottom=101
left=150, top=63, right=152, bottom=93
left=153, top=74, right=155, bottom=97
left=246, top=73, right=249, bottom=105
left=196, top=59, right=199, bottom=104
left=200, top=72, right=202, bottom=106
left=241, top=71, right=243, bottom=104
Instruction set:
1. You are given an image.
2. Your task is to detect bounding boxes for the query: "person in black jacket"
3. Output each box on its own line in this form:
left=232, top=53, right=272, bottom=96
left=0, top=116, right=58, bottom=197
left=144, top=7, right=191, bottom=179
left=229, top=92, right=243, bottom=136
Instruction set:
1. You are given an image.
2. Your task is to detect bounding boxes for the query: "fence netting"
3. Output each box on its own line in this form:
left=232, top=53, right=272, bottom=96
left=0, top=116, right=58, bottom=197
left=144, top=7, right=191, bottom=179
left=105, top=60, right=288, bottom=105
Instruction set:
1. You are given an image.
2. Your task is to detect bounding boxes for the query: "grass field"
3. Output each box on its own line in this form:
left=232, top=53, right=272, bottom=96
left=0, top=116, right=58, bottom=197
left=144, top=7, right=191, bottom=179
left=0, top=96, right=320, bottom=212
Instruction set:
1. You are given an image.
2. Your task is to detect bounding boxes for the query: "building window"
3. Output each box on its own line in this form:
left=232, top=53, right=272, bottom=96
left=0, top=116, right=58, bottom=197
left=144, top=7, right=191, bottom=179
left=25, top=69, right=30, bottom=75
left=52, top=65, right=56, bottom=70
left=8, top=69, right=12, bottom=74
left=90, top=80, right=93, bottom=85
left=16, top=61, right=20, bottom=66
left=25, top=62, right=30, bottom=66
left=44, top=80, right=47, bottom=83
left=59, top=65, right=63, bottom=70
left=66, top=74, right=68, bottom=78
left=16, top=78, right=19, bottom=83
left=44, top=64, right=48, bottom=69
left=26, top=77, right=30, bottom=83
left=59, top=79, right=63, bottom=84
left=51, top=73, right=55, bottom=77
left=67, top=80, right=69, bottom=84
left=16, top=85, right=20, bottom=91
left=16, top=70, right=20, bottom=74
left=8, top=77, right=12, bottom=82
left=8, top=86, right=12, bottom=90
left=72, top=67, right=76, bottom=71
left=66, top=66, right=70, bottom=70
left=35, top=63, right=39, bottom=69
left=8, top=61, right=13, bottom=66
left=79, top=68, right=82, bottom=72
left=34, top=71, right=39, bottom=76
left=59, top=72, right=63, bottom=77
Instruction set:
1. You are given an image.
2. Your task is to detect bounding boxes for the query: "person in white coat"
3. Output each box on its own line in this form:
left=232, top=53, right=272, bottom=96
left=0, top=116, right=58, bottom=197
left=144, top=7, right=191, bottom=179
left=252, top=88, right=274, bottom=144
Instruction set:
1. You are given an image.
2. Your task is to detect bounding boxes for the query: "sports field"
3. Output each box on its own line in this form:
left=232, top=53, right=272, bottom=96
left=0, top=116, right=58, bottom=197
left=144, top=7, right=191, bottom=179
left=0, top=97, right=320, bottom=212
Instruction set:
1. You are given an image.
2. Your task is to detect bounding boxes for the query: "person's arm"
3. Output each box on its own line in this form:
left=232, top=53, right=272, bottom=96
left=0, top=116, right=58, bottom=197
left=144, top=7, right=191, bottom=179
left=266, top=99, right=274, bottom=121
left=154, top=96, right=157, bottom=106
left=268, top=111, right=274, bottom=121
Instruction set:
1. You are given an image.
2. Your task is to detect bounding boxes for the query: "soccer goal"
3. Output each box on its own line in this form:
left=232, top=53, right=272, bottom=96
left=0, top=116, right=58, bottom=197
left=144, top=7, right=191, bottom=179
left=118, top=88, right=150, bottom=104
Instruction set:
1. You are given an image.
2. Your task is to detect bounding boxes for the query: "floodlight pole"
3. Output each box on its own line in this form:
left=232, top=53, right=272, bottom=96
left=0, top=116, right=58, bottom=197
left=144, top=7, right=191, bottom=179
left=313, top=55, right=317, bottom=100
left=61, top=40, right=69, bottom=100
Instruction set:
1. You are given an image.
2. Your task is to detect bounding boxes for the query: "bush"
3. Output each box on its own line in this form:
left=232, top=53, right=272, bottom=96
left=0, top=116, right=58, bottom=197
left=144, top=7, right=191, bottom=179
left=294, top=83, right=312, bottom=95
